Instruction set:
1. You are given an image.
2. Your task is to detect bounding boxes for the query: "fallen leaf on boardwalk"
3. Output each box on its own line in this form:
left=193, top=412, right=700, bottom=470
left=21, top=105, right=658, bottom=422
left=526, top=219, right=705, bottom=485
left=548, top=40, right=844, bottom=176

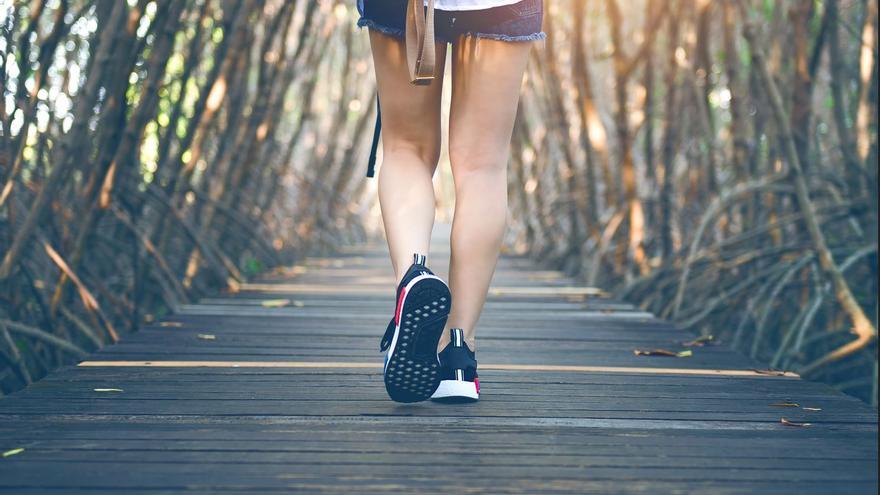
left=2, top=448, right=24, bottom=458
left=781, top=418, right=811, bottom=427
left=197, top=334, right=216, bottom=340
left=683, top=335, right=715, bottom=347
left=752, top=369, right=787, bottom=376
left=93, top=388, right=124, bottom=392
left=261, top=299, right=291, bottom=308
left=634, top=349, right=677, bottom=356
left=292, top=300, right=305, bottom=307
left=159, top=321, right=183, bottom=327
left=802, top=407, right=822, bottom=412
left=770, top=402, right=800, bottom=407
left=633, top=349, right=692, bottom=357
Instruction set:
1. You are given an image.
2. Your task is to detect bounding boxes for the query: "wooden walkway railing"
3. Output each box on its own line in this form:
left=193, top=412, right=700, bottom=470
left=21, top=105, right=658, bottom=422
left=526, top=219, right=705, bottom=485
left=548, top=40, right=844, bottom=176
left=1, top=226, right=877, bottom=493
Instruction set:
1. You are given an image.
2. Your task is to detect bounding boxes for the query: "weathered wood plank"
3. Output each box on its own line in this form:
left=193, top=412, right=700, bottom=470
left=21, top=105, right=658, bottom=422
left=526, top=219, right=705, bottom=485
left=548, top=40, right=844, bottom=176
left=0, top=233, right=876, bottom=493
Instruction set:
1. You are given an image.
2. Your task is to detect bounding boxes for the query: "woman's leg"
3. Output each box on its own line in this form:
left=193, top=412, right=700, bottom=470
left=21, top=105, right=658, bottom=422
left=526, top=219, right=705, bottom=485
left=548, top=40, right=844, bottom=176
left=441, top=36, right=533, bottom=351
left=368, top=30, right=448, bottom=285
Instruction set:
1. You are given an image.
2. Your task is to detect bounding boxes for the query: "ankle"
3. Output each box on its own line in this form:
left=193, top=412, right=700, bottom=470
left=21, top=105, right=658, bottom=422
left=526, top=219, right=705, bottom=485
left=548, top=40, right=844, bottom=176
left=437, top=335, right=451, bottom=352
left=438, top=327, right=475, bottom=353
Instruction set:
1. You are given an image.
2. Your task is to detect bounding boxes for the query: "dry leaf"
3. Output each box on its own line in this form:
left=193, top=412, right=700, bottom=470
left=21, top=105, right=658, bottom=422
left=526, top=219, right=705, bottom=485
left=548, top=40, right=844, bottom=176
left=634, top=349, right=692, bottom=357
left=781, top=418, right=811, bottom=427
left=2, top=448, right=24, bottom=458
left=634, top=349, right=677, bottom=357
left=261, top=299, right=291, bottom=308
left=197, top=334, right=216, bottom=340
left=802, top=407, right=822, bottom=412
left=771, top=402, right=800, bottom=407
left=752, top=369, right=787, bottom=376
left=159, top=321, right=183, bottom=328
left=683, top=335, right=715, bottom=347
left=93, top=388, right=124, bottom=393
left=292, top=300, right=305, bottom=307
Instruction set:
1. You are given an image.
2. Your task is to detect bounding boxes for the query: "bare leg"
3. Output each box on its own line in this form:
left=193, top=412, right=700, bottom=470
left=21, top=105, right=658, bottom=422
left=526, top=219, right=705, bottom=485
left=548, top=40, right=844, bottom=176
left=440, top=36, right=533, bottom=351
left=367, top=31, right=448, bottom=285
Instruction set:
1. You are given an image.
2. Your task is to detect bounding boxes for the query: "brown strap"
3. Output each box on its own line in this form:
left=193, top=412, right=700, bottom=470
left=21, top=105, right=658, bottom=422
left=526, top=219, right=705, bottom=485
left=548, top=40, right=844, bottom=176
left=406, top=0, right=436, bottom=85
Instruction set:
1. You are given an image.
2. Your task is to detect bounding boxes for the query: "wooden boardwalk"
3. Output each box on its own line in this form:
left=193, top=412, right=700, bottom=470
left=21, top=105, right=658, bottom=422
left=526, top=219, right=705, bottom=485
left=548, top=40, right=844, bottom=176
left=1, top=226, right=877, bottom=494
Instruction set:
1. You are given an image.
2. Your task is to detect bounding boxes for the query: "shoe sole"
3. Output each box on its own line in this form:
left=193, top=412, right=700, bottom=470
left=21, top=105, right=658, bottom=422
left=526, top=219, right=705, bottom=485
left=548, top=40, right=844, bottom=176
left=431, top=379, right=479, bottom=403
left=383, top=274, right=451, bottom=403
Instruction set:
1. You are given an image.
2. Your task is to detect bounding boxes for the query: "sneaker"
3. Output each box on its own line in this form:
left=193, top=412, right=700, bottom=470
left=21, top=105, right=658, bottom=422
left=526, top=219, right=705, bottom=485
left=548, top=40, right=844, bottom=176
left=431, top=328, right=479, bottom=402
left=379, top=253, right=451, bottom=403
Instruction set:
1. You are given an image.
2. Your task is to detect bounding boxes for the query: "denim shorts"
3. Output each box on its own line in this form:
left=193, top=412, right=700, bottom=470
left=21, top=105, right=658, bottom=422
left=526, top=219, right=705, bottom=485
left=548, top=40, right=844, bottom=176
left=356, top=0, right=545, bottom=43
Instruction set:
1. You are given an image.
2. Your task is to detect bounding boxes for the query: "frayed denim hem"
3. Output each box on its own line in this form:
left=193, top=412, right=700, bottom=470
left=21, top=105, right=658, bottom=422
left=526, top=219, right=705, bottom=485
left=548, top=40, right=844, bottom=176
left=462, top=30, right=546, bottom=42
left=357, top=18, right=405, bottom=38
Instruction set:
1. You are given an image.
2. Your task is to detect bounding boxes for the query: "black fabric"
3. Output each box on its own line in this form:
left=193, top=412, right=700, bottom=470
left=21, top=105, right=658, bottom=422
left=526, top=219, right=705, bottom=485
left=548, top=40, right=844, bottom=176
left=438, top=344, right=476, bottom=371
left=360, top=0, right=541, bottom=38
left=437, top=330, right=477, bottom=381
left=439, top=365, right=477, bottom=382
left=379, top=317, right=396, bottom=352
left=366, top=97, right=381, bottom=177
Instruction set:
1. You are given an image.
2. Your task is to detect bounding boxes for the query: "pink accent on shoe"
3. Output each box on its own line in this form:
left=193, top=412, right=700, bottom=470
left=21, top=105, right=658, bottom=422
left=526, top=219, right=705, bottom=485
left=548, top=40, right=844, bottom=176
left=394, top=287, right=408, bottom=326
left=474, top=377, right=480, bottom=394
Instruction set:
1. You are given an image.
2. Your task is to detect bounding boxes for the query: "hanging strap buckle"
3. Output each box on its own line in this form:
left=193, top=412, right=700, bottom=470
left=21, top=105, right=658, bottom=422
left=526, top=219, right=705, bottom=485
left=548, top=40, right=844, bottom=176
left=406, top=0, right=436, bottom=85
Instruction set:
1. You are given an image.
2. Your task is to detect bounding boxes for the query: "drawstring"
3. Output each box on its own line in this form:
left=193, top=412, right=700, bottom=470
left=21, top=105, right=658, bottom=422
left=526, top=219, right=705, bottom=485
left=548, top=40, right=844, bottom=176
left=366, top=96, right=381, bottom=178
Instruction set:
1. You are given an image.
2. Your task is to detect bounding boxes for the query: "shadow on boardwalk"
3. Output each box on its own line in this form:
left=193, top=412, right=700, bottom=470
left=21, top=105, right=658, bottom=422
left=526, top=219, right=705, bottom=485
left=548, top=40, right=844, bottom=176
left=1, top=225, right=877, bottom=494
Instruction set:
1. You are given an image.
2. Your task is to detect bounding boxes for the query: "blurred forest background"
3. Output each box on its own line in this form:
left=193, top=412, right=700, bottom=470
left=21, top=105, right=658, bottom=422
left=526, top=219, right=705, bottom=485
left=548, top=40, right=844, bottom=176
left=0, top=0, right=876, bottom=406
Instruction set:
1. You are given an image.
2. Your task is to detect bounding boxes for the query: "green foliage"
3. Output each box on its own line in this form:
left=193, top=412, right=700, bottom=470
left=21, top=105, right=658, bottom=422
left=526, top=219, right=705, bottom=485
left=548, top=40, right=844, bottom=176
left=243, top=256, right=265, bottom=278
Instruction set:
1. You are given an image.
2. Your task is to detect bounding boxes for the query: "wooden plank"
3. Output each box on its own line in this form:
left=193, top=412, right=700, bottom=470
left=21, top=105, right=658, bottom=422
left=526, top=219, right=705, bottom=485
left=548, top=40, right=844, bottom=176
left=238, top=282, right=609, bottom=298
left=0, top=233, right=876, bottom=493
left=74, top=360, right=800, bottom=377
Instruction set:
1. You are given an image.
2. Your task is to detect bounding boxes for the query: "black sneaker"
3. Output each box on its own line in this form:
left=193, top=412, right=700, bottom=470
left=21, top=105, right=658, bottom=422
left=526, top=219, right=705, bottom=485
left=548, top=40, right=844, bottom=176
left=431, top=328, right=479, bottom=402
left=379, top=253, right=451, bottom=403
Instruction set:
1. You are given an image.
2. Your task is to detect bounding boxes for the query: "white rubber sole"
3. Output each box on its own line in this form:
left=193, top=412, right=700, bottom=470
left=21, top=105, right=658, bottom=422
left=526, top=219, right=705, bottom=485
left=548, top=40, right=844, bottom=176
left=431, top=379, right=479, bottom=401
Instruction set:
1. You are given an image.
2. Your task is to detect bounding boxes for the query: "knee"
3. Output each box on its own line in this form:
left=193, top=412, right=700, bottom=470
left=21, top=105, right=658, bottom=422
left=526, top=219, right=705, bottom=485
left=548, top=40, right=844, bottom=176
left=448, top=139, right=509, bottom=182
left=383, top=133, right=442, bottom=171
